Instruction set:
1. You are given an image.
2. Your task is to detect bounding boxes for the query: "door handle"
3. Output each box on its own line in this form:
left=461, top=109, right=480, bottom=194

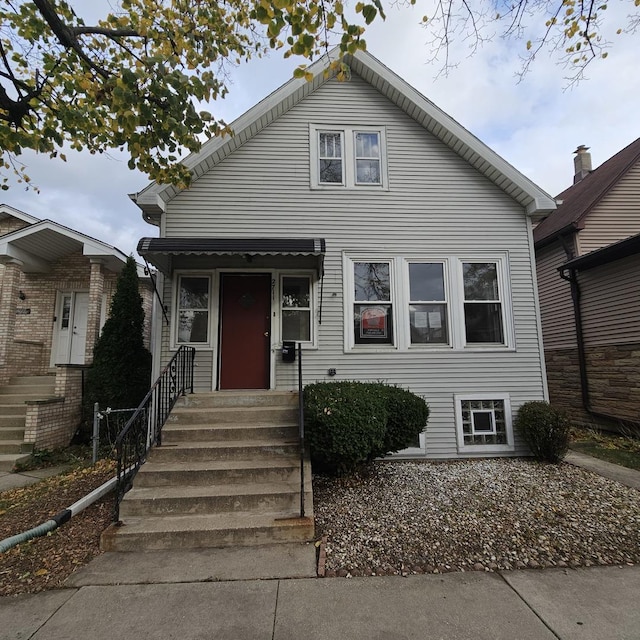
left=264, top=331, right=269, bottom=337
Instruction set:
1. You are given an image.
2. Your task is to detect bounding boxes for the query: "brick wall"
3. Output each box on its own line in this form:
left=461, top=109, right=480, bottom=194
left=545, top=343, right=640, bottom=429
left=0, top=218, right=30, bottom=237
left=23, top=365, right=85, bottom=449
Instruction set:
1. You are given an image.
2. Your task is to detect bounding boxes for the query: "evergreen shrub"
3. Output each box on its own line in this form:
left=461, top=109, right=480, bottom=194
left=371, top=385, right=430, bottom=458
left=83, top=256, right=152, bottom=442
left=515, top=401, right=570, bottom=463
left=304, top=381, right=429, bottom=474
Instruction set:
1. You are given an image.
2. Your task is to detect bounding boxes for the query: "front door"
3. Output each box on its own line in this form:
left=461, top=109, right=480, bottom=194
left=52, top=291, right=89, bottom=365
left=219, top=273, right=271, bottom=389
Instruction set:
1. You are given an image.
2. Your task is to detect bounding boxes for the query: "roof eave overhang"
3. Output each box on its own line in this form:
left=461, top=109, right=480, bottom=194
left=559, top=233, right=640, bottom=272
left=0, top=220, right=130, bottom=273
left=133, top=48, right=554, bottom=216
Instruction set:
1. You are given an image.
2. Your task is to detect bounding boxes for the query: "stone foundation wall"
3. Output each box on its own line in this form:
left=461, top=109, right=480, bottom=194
left=586, top=343, right=640, bottom=424
left=545, top=343, right=640, bottom=430
left=24, top=365, right=85, bottom=449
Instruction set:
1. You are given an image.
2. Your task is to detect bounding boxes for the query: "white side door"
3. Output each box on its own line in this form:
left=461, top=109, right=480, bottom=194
left=52, top=292, right=89, bottom=365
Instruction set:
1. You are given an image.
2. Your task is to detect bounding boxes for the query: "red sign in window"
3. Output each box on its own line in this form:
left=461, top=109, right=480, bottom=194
left=360, top=306, right=387, bottom=338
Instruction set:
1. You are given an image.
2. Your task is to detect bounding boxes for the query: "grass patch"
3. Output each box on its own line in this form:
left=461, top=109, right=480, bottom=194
left=570, top=427, right=640, bottom=471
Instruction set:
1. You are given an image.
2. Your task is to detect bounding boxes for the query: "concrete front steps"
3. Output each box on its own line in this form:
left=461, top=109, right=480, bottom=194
left=0, top=375, right=55, bottom=471
left=101, top=390, right=314, bottom=551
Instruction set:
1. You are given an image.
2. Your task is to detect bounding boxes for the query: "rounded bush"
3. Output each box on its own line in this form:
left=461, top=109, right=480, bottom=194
left=304, top=381, right=387, bottom=475
left=370, top=385, right=430, bottom=458
left=515, top=401, right=570, bottom=463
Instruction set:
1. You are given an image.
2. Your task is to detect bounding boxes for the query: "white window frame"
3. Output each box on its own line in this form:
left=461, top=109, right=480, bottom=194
left=455, top=255, right=513, bottom=350
left=454, top=393, right=514, bottom=454
left=344, top=256, right=397, bottom=350
left=405, top=260, right=452, bottom=348
left=278, top=272, right=316, bottom=348
left=172, top=272, right=213, bottom=349
left=310, top=124, right=388, bottom=190
left=344, top=254, right=514, bottom=352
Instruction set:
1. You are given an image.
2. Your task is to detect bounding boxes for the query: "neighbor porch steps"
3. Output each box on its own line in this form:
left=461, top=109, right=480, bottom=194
left=0, top=375, right=55, bottom=471
left=101, top=390, right=314, bottom=551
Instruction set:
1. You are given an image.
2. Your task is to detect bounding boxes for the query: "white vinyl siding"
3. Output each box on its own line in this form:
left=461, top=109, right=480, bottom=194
left=579, top=254, right=640, bottom=346
left=535, top=240, right=577, bottom=350
left=155, top=72, right=546, bottom=458
left=576, top=161, right=640, bottom=255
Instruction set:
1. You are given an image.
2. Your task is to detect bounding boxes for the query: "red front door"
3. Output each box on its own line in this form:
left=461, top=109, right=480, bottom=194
left=219, top=273, right=271, bottom=389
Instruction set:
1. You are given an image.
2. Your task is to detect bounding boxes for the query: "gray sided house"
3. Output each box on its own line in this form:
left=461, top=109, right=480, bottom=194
left=534, top=140, right=640, bottom=431
left=134, top=49, right=556, bottom=460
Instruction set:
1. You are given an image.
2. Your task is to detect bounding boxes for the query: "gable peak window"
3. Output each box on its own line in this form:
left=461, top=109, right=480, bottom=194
left=311, top=125, right=387, bottom=189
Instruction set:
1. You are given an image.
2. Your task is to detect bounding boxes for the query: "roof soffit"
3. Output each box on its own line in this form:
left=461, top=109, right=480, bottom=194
left=0, top=220, right=129, bottom=273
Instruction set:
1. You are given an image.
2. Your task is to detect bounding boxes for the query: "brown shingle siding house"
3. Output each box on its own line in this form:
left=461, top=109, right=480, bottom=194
left=534, top=140, right=640, bottom=431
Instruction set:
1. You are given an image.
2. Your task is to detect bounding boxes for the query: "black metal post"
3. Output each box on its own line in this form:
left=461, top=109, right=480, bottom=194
left=298, top=342, right=305, bottom=518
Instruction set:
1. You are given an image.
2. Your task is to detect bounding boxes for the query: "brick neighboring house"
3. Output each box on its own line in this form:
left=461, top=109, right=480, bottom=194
left=534, top=140, right=640, bottom=432
left=0, top=204, right=153, bottom=465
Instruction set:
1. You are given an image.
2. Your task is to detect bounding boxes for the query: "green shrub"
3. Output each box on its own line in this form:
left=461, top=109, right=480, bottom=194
left=303, top=381, right=429, bottom=474
left=370, top=385, right=430, bottom=458
left=83, top=256, right=152, bottom=443
left=515, top=401, right=570, bottom=463
left=304, top=381, right=387, bottom=474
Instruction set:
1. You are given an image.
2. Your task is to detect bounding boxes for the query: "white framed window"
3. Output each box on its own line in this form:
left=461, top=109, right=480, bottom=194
left=175, top=273, right=211, bottom=346
left=318, top=131, right=344, bottom=184
left=311, top=125, right=387, bottom=189
left=280, top=275, right=313, bottom=343
left=460, top=260, right=506, bottom=346
left=352, top=260, right=394, bottom=346
left=407, top=261, right=449, bottom=346
left=344, top=254, right=512, bottom=351
left=454, top=394, right=514, bottom=453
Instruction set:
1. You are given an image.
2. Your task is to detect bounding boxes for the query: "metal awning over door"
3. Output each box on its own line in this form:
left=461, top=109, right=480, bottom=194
left=137, top=237, right=326, bottom=276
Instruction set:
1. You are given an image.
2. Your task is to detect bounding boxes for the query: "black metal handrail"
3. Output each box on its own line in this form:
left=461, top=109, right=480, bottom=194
left=113, top=345, right=195, bottom=521
left=297, top=343, right=305, bottom=518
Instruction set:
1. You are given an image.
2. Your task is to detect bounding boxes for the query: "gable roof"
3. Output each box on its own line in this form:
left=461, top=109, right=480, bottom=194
left=534, top=137, right=640, bottom=248
left=0, top=203, right=40, bottom=225
left=131, top=48, right=556, bottom=224
left=0, top=219, right=132, bottom=274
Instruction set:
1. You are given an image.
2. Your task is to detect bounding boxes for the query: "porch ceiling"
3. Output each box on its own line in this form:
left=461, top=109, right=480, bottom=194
left=137, top=237, right=326, bottom=276
left=0, top=221, right=128, bottom=273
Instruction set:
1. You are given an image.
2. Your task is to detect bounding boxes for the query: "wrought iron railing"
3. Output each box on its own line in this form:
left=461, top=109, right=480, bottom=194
left=113, top=345, right=195, bottom=521
left=297, top=343, right=305, bottom=518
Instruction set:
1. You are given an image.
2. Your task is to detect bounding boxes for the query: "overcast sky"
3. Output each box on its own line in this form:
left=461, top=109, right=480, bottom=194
left=4, top=2, right=639, bottom=256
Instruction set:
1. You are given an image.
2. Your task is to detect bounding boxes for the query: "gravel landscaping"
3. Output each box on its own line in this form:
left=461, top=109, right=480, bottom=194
left=314, top=458, right=640, bottom=577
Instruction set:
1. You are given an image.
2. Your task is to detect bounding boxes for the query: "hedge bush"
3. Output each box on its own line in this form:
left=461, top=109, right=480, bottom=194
left=304, top=381, right=429, bottom=474
left=304, top=382, right=387, bottom=474
left=370, top=385, right=430, bottom=459
left=515, top=401, right=570, bottom=463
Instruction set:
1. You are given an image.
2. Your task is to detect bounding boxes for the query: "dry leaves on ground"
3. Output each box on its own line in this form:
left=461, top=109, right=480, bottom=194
left=0, top=460, right=116, bottom=596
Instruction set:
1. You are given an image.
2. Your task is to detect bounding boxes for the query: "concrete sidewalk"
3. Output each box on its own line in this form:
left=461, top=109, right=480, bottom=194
left=1, top=564, right=638, bottom=640
left=0, top=465, right=73, bottom=492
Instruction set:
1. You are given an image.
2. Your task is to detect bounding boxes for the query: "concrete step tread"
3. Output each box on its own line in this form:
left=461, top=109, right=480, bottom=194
left=0, top=439, right=25, bottom=446
left=0, top=453, right=30, bottom=470
left=125, top=482, right=305, bottom=500
left=157, top=439, right=298, bottom=450
left=173, top=405, right=296, bottom=414
left=139, top=457, right=300, bottom=472
left=117, top=512, right=313, bottom=534
left=164, top=422, right=298, bottom=431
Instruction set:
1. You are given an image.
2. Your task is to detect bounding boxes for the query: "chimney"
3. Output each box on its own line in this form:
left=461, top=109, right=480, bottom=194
left=573, top=145, right=592, bottom=184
